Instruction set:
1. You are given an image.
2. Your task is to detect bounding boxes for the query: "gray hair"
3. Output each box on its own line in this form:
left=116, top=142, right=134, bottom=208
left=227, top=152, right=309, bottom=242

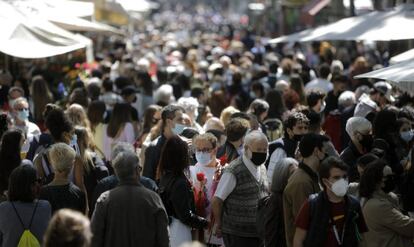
left=244, top=130, right=268, bottom=147
left=111, top=142, right=134, bottom=161
left=271, top=158, right=298, bottom=193
left=12, top=97, right=28, bottom=109
left=346, top=117, right=372, bottom=138
left=49, top=143, right=76, bottom=173
left=338, top=91, right=356, bottom=108
left=113, top=151, right=140, bottom=182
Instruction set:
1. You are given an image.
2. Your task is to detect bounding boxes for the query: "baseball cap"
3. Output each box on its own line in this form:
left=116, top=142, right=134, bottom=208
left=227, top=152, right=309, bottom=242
left=373, top=81, right=395, bottom=103
left=121, top=85, right=138, bottom=96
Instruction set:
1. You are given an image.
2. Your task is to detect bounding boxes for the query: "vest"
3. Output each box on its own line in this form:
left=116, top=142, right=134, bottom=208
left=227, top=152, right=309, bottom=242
left=304, top=192, right=362, bottom=247
left=222, top=157, right=269, bottom=237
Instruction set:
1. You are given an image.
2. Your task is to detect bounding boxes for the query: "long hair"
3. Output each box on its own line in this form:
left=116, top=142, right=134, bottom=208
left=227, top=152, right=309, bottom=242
left=87, top=100, right=106, bottom=133
left=66, top=104, right=91, bottom=129
left=74, top=126, right=95, bottom=172
left=359, top=160, right=386, bottom=199
left=265, top=89, right=286, bottom=119
left=142, top=105, right=162, bottom=134
left=157, top=136, right=190, bottom=180
left=0, top=129, right=23, bottom=192
left=31, top=76, right=53, bottom=123
left=106, top=103, right=132, bottom=138
left=290, top=74, right=306, bottom=105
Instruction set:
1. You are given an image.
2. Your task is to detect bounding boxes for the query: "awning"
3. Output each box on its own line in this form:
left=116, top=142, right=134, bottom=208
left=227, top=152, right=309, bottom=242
left=269, top=4, right=414, bottom=43
left=390, top=48, right=414, bottom=64
left=0, top=1, right=92, bottom=60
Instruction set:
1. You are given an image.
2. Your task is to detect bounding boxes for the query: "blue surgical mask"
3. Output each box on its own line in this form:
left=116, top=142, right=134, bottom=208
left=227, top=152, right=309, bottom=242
left=195, top=151, right=212, bottom=166
left=400, top=130, right=414, bottom=142
left=172, top=123, right=186, bottom=135
left=17, top=109, right=29, bottom=121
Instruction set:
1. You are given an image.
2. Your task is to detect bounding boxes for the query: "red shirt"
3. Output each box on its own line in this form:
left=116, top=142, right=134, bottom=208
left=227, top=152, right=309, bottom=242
left=295, top=198, right=368, bottom=247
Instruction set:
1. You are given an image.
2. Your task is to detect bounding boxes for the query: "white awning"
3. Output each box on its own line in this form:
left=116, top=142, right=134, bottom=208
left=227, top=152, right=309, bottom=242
left=269, top=4, right=414, bottom=43
left=0, top=1, right=92, bottom=60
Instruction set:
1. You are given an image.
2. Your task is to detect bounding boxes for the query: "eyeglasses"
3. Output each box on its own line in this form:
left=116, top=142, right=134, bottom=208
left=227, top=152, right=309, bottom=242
left=196, top=148, right=212, bottom=153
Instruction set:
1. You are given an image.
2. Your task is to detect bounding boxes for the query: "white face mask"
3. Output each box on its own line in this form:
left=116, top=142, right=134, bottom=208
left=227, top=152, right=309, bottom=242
left=330, top=178, right=349, bottom=197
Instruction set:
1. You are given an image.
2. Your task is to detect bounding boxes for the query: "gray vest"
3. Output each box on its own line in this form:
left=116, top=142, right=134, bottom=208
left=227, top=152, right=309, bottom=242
left=222, top=157, right=269, bottom=237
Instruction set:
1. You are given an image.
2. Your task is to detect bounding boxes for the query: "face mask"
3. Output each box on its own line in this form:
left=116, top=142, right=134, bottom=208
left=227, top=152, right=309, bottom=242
left=17, top=109, right=29, bottom=122
left=172, top=123, right=186, bottom=135
left=195, top=151, right=212, bottom=166
left=319, top=101, right=326, bottom=113
left=382, top=175, right=396, bottom=193
left=330, top=178, right=349, bottom=197
left=293, top=134, right=303, bottom=142
left=400, top=130, right=414, bottom=142
left=359, top=134, right=373, bottom=151
left=248, top=149, right=267, bottom=166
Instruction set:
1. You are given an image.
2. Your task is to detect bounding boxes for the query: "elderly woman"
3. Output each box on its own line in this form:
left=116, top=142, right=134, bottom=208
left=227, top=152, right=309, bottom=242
left=39, top=143, right=86, bottom=214
left=264, top=158, right=298, bottom=247
left=360, top=160, right=414, bottom=247
left=0, top=165, right=51, bottom=246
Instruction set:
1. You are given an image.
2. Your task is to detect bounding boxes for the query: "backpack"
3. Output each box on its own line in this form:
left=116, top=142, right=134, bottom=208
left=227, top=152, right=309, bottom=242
left=11, top=201, right=41, bottom=247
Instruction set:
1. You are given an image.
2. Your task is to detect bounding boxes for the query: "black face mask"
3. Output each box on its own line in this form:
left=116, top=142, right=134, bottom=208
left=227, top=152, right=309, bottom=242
left=250, top=152, right=267, bottom=166
left=293, top=134, right=303, bottom=142
left=382, top=175, right=396, bottom=193
left=359, top=134, right=373, bottom=151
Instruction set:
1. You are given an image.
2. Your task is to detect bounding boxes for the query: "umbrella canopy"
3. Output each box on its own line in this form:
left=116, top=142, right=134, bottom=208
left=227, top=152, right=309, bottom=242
left=390, top=48, right=414, bottom=64
left=269, top=4, right=414, bottom=43
left=0, top=1, right=92, bottom=59
left=354, top=60, right=414, bottom=95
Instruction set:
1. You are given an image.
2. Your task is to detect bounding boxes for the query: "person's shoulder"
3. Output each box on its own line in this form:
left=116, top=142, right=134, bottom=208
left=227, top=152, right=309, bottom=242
left=96, top=190, right=110, bottom=204
left=224, top=157, right=243, bottom=171
left=69, top=182, right=85, bottom=195
left=37, top=199, right=51, bottom=209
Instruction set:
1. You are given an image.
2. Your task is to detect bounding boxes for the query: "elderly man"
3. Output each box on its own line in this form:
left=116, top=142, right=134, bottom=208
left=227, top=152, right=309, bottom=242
left=91, top=150, right=169, bottom=247
left=91, top=142, right=157, bottom=214
left=39, top=143, right=86, bottom=214
left=11, top=97, right=40, bottom=140
left=340, top=117, right=373, bottom=182
left=212, top=130, right=269, bottom=247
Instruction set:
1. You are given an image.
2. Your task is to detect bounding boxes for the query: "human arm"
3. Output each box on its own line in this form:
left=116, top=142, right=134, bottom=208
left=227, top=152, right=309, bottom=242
left=267, top=148, right=286, bottom=182
left=212, top=197, right=223, bottom=238
left=90, top=193, right=108, bottom=247
left=170, top=178, right=207, bottom=229
left=293, top=228, right=307, bottom=247
left=154, top=207, right=170, bottom=247
left=368, top=199, right=414, bottom=238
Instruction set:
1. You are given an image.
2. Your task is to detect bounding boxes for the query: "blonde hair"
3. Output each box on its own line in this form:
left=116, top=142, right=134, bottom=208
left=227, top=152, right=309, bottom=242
left=49, top=143, right=76, bottom=173
left=66, top=104, right=91, bottom=129
left=220, top=106, right=239, bottom=126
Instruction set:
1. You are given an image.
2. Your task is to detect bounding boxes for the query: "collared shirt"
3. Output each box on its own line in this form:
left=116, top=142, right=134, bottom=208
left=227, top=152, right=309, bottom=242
left=214, top=154, right=265, bottom=201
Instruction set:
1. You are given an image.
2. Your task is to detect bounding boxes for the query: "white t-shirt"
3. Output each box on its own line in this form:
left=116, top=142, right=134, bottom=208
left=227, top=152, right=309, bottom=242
left=214, top=155, right=266, bottom=201
left=190, top=161, right=223, bottom=245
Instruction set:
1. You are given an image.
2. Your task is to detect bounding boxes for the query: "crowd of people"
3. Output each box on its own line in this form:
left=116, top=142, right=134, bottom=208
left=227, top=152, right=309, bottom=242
left=0, top=4, right=414, bottom=247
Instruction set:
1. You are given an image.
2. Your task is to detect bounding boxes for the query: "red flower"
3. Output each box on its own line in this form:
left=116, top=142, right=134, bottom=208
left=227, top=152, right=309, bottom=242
left=196, top=172, right=206, bottom=182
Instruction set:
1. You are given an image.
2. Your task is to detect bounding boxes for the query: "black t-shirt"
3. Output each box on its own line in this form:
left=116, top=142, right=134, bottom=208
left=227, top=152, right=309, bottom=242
left=39, top=182, right=86, bottom=214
